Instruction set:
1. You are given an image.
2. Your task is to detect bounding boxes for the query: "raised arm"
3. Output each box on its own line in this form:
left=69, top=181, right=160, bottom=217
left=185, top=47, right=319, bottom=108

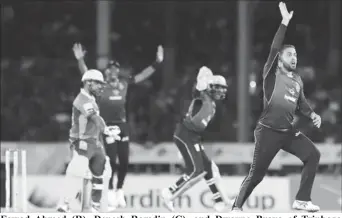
left=73, top=43, right=88, bottom=75
left=263, top=2, right=293, bottom=79
left=133, top=45, right=164, bottom=84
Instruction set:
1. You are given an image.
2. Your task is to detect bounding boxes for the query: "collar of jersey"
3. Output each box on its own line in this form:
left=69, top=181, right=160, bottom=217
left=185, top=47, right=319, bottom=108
left=80, top=89, right=96, bottom=101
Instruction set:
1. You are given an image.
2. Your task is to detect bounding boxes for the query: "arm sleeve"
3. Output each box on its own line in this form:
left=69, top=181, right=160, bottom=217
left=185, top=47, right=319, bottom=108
left=127, top=75, right=135, bottom=84
left=263, top=24, right=287, bottom=79
left=117, top=70, right=135, bottom=84
left=297, top=83, right=314, bottom=119
left=191, top=83, right=201, bottom=98
left=132, top=61, right=160, bottom=84
left=74, top=100, right=97, bottom=118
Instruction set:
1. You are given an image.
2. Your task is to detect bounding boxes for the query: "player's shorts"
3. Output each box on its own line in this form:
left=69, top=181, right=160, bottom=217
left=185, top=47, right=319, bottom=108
left=71, top=138, right=105, bottom=159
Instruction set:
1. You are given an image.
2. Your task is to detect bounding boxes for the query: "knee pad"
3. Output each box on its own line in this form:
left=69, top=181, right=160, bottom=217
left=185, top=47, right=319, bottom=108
left=189, top=170, right=206, bottom=187
left=66, top=151, right=90, bottom=178
left=211, top=161, right=221, bottom=179
left=104, top=156, right=112, bottom=178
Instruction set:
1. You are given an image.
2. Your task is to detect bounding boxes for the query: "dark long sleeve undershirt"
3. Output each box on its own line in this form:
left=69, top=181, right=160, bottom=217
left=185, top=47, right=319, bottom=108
left=297, top=83, right=314, bottom=118
left=263, top=24, right=287, bottom=79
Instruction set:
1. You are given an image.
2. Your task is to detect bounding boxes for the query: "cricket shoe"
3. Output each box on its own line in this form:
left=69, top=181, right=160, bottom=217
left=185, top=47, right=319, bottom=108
left=231, top=207, right=243, bottom=213
left=213, top=201, right=226, bottom=212
left=91, top=202, right=101, bottom=212
left=56, top=202, right=71, bottom=213
left=292, top=200, right=320, bottom=212
left=75, top=190, right=82, bottom=203
left=161, top=188, right=175, bottom=212
left=108, top=189, right=118, bottom=210
left=116, top=189, right=127, bottom=208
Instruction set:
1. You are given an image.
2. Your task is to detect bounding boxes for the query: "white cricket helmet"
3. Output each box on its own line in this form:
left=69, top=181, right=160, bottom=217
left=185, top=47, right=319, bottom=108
left=81, top=69, right=105, bottom=83
left=207, top=75, right=228, bottom=100
left=208, top=75, right=228, bottom=87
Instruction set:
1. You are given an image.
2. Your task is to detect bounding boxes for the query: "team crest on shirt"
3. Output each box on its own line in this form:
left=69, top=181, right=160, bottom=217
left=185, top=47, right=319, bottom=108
left=118, top=82, right=124, bottom=90
left=112, top=89, right=120, bottom=96
left=109, top=89, right=123, bottom=100
left=288, top=88, right=295, bottom=95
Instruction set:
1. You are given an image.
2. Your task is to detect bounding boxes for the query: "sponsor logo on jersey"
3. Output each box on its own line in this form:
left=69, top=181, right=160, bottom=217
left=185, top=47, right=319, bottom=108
left=113, top=89, right=120, bottom=96
left=295, top=82, right=300, bottom=93
left=284, top=95, right=297, bottom=104
left=288, top=88, right=295, bottom=95
left=109, top=96, right=123, bottom=100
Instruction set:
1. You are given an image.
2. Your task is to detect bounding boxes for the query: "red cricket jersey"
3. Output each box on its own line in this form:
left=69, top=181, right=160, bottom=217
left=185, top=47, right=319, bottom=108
left=70, top=89, right=105, bottom=140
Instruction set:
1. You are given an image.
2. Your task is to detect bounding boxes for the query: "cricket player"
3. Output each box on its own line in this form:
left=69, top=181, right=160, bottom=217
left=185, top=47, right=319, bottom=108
left=57, top=69, right=120, bottom=212
left=161, top=66, right=229, bottom=212
left=73, top=43, right=164, bottom=208
left=232, top=2, right=321, bottom=212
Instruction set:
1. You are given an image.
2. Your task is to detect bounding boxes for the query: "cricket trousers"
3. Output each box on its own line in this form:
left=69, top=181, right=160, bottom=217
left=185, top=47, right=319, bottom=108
left=103, top=122, right=130, bottom=190
left=233, top=123, right=321, bottom=208
left=169, top=124, right=223, bottom=203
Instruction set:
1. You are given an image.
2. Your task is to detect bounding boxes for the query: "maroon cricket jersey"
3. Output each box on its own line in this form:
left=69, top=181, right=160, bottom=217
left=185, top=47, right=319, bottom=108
left=183, top=93, right=216, bottom=133
left=258, top=24, right=314, bottom=131
left=97, top=77, right=134, bottom=123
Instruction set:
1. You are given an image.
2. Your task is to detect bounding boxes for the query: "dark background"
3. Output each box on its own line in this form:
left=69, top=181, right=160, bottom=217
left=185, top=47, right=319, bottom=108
left=1, top=1, right=341, bottom=143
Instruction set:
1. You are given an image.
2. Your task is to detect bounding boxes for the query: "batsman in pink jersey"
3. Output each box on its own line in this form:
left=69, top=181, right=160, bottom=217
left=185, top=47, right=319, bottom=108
left=57, top=69, right=120, bottom=212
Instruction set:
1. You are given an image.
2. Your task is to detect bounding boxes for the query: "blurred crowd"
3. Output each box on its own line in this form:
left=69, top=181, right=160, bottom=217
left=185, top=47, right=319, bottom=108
left=1, top=2, right=341, bottom=144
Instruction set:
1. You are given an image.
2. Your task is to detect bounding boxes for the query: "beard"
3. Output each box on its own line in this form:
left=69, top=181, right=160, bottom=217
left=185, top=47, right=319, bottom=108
left=283, top=61, right=296, bottom=72
left=89, top=87, right=102, bottom=96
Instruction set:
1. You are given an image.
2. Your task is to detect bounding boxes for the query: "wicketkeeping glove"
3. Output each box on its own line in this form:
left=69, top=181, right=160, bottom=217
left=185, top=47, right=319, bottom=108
left=104, top=125, right=121, bottom=144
